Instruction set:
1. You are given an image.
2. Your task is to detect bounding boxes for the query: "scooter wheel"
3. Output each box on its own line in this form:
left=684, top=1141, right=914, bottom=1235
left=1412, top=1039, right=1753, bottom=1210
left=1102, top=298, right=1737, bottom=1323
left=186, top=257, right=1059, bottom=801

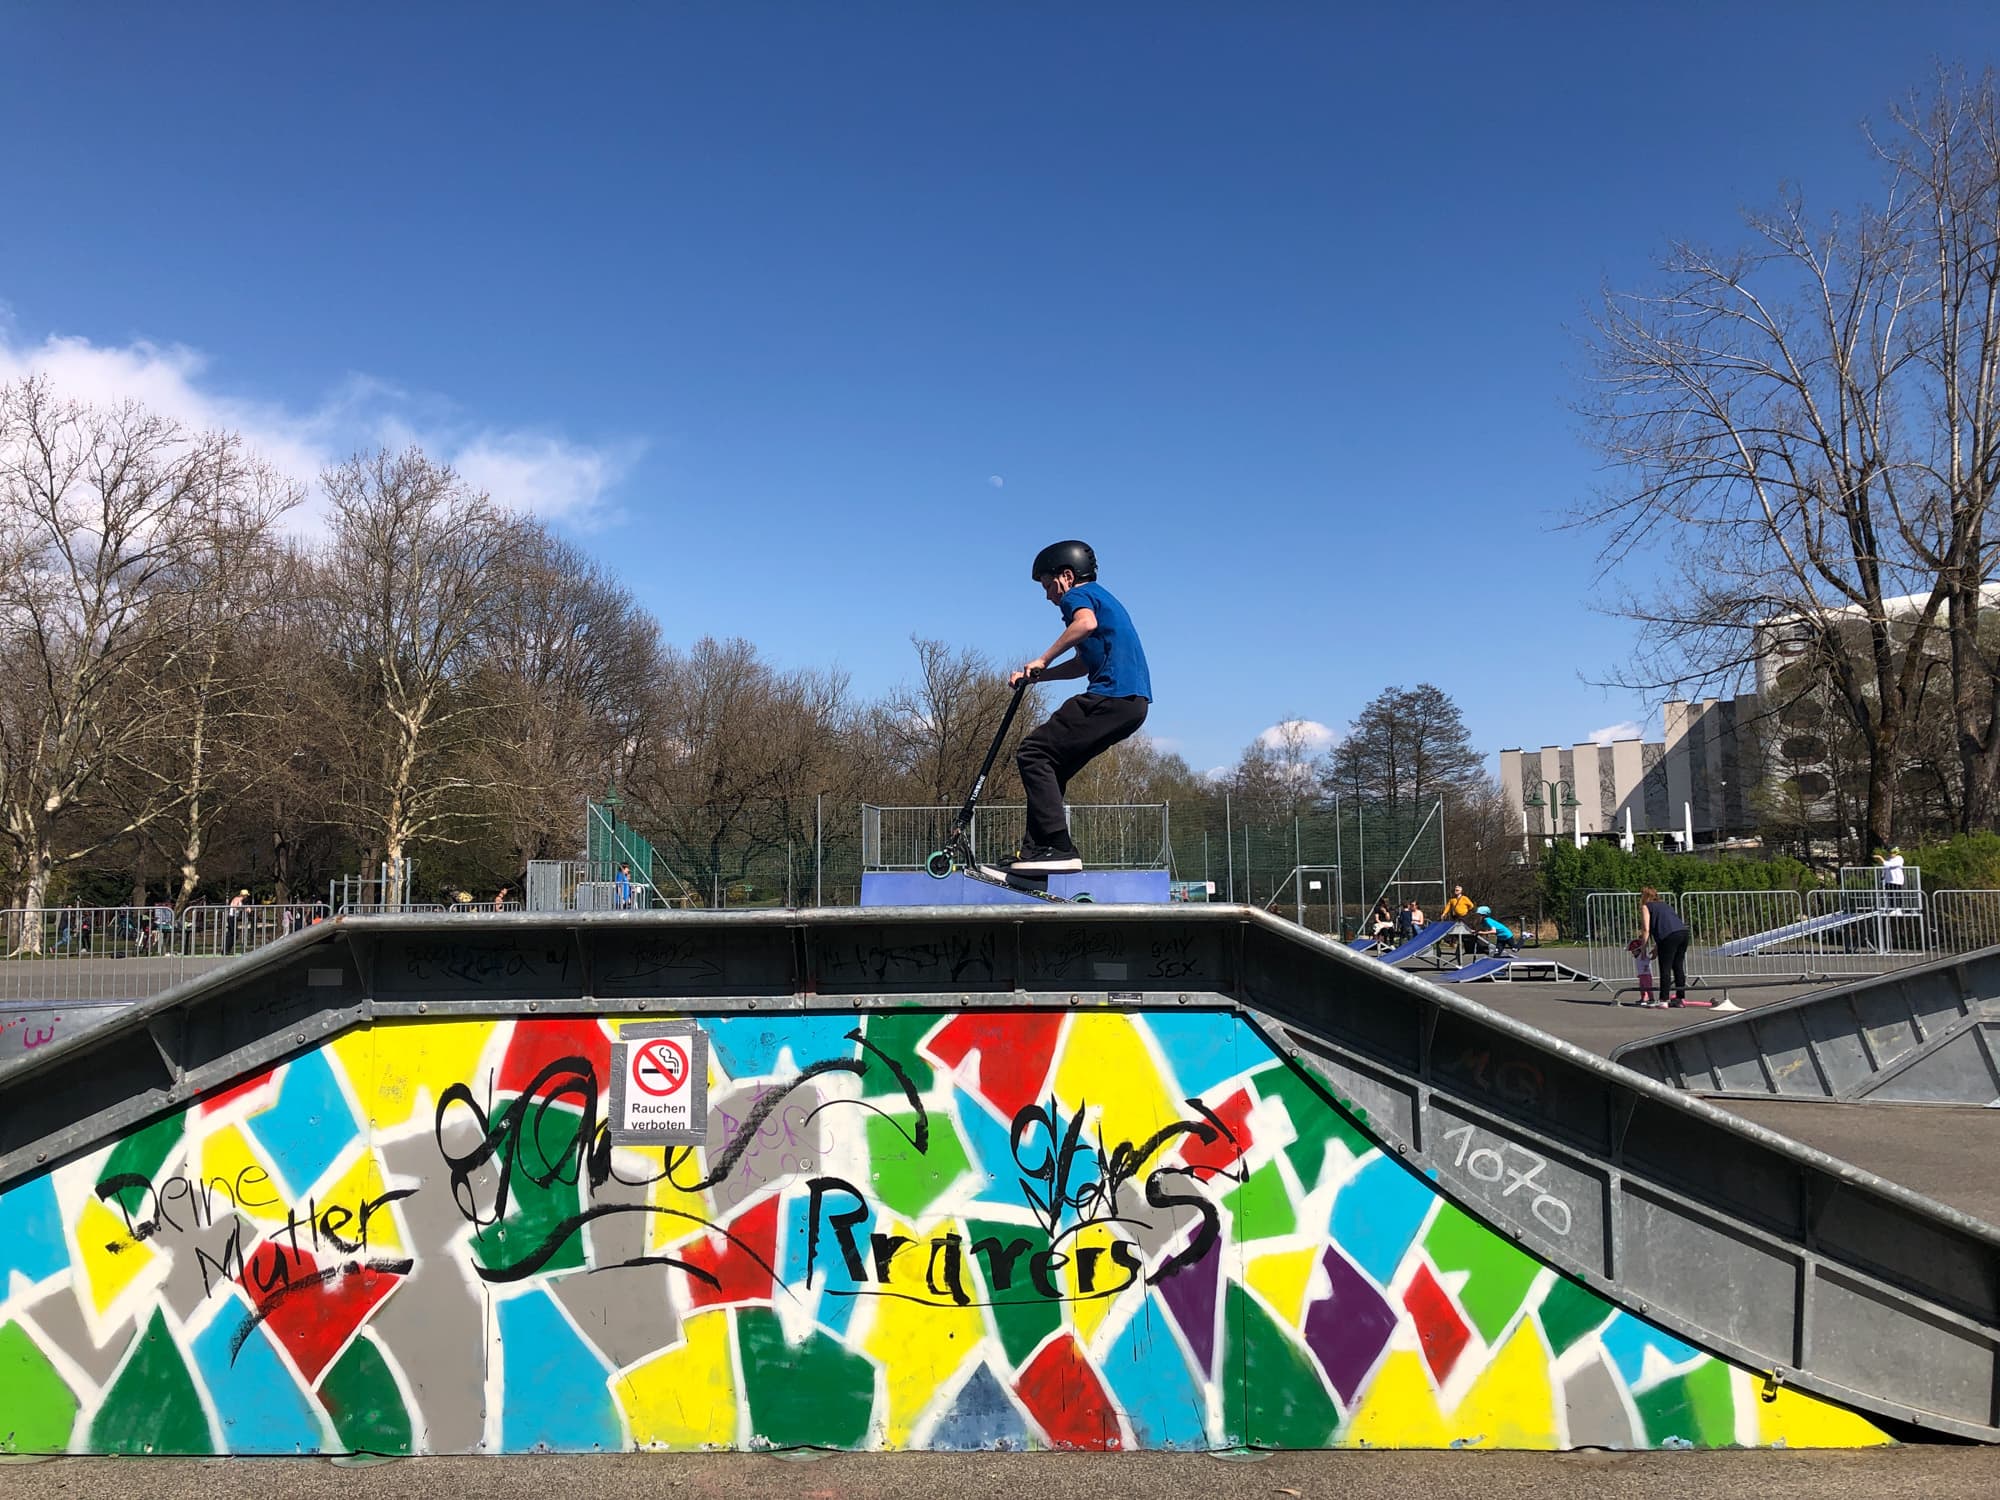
left=1073, top=893, right=1094, bottom=904
left=924, top=851, right=954, bottom=879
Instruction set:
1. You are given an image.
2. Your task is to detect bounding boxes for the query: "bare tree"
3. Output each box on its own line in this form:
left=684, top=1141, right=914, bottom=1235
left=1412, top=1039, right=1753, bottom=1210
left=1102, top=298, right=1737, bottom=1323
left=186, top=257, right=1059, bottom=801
left=1575, top=72, right=2000, bottom=847
left=1878, top=74, right=2000, bottom=829
left=309, top=449, right=524, bottom=899
left=873, top=637, right=1037, bottom=806
left=0, top=380, right=293, bottom=927
left=470, top=525, right=662, bottom=873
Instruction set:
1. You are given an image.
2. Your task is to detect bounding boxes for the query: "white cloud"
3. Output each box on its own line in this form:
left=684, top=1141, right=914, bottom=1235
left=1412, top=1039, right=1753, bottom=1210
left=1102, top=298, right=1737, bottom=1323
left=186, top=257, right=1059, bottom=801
left=1588, top=720, right=1644, bottom=745
left=0, top=319, right=638, bottom=532
left=1256, top=719, right=1339, bottom=752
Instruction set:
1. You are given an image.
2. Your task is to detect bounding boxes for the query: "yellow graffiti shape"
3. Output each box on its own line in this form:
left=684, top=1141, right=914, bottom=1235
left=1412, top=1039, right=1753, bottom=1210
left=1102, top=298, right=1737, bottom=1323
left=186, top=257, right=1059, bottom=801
left=865, top=1217, right=985, bottom=1445
left=1051, top=1014, right=1179, bottom=1155
left=1342, top=1322, right=1560, bottom=1449
left=617, top=1309, right=739, bottom=1448
left=1755, top=1382, right=1892, bottom=1448
left=1243, top=1245, right=1319, bottom=1330
left=643, top=1147, right=713, bottom=1254
left=1441, top=1319, right=1560, bottom=1448
left=318, top=1149, right=407, bottom=1255
left=1064, top=1221, right=1130, bottom=1348
left=196, top=1125, right=289, bottom=1225
left=333, top=1020, right=496, bottom=1129
left=1341, top=1350, right=1455, bottom=1447
left=76, top=1197, right=159, bottom=1320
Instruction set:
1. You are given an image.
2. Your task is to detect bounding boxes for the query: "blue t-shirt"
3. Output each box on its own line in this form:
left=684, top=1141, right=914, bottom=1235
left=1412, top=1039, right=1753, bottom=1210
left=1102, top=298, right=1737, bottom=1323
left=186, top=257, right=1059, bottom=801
left=1060, top=582, right=1152, bottom=700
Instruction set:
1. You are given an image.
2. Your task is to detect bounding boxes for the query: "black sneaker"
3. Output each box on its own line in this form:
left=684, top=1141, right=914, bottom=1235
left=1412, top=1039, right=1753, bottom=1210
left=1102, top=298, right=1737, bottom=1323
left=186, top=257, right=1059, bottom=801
left=1006, top=842, right=1082, bottom=874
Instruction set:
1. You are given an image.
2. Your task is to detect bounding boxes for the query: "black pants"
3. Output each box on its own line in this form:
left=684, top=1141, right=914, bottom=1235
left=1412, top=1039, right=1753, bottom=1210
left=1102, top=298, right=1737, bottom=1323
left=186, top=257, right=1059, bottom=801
left=1655, top=929, right=1690, bottom=1000
left=1017, top=693, right=1149, bottom=848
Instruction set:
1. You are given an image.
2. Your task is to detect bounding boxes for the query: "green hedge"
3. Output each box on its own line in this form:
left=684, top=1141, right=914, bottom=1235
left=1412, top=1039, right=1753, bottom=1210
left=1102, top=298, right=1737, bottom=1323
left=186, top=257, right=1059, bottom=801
left=1902, top=831, right=2000, bottom=892
left=1537, top=842, right=1818, bottom=939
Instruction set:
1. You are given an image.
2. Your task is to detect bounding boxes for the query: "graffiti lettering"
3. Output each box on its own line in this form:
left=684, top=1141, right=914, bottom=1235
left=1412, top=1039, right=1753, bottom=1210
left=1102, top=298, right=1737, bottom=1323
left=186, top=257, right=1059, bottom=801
left=622, top=937, right=724, bottom=984
left=822, top=934, right=998, bottom=986
left=1148, top=934, right=1201, bottom=979
left=403, top=940, right=558, bottom=985
left=95, top=1164, right=281, bottom=1241
left=1441, top=1123, right=1573, bottom=1236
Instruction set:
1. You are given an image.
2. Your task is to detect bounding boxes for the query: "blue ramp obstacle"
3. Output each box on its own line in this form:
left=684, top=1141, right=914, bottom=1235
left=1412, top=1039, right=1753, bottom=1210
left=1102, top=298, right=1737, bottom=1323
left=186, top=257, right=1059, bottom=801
left=1366, top=918, right=1458, bottom=965
left=1433, top=955, right=1515, bottom=984
left=860, top=870, right=1172, bottom=907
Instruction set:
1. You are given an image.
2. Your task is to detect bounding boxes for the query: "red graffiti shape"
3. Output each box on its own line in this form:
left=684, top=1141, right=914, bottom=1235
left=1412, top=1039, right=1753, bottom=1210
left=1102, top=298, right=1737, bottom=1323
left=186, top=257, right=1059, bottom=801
left=200, top=1068, right=276, bottom=1115
left=1402, top=1261, right=1471, bottom=1383
left=1175, top=1088, right=1255, bottom=1179
left=684, top=1193, right=780, bottom=1311
left=1015, top=1334, right=1122, bottom=1450
left=923, top=1013, right=1063, bottom=1120
left=237, top=1242, right=401, bottom=1384
left=498, top=1018, right=613, bottom=1096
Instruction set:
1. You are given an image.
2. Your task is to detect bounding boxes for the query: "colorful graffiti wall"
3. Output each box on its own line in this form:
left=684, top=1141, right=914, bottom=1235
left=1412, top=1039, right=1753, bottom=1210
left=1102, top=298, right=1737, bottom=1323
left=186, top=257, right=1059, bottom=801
left=0, top=1008, right=1887, bottom=1454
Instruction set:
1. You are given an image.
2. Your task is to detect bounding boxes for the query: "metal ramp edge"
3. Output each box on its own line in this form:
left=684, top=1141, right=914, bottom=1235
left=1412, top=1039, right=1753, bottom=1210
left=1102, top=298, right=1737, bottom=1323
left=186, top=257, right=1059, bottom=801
left=0, top=907, right=1996, bottom=1439
left=1613, top=944, right=2000, bottom=1106
left=1709, top=908, right=1878, bottom=957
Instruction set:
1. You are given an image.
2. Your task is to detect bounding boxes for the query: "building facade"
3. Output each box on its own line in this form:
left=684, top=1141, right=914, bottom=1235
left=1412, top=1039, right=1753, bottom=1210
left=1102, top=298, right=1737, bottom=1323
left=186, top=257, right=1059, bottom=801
left=1499, top=696, right=1758, bottom=848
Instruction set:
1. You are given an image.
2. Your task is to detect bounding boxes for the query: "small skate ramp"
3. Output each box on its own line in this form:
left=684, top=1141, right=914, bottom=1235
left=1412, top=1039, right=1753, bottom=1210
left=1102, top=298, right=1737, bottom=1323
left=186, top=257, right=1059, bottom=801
left=0, top=907, right=1991, bottom=1453
left=1614, top=945, right=2000, bottom=1106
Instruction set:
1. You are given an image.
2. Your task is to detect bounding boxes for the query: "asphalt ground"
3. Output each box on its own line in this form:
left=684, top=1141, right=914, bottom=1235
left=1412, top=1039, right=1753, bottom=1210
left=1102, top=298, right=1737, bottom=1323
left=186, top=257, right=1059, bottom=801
left=4, top=1447, right=1999, bottom=1499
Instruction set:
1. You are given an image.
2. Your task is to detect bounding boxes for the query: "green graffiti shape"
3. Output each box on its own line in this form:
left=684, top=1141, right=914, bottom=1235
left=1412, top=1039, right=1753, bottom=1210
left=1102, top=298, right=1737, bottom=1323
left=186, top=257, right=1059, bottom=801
left=1221, top=1161, right=1297, bottom=1241
left=318, top=1333, right=413, bottom=1456
left=966, top=1219, right=1061, bottom=1369
left=100, top=1109, right=189, bottom=1218
left=1637, top=1358, right=1736, bottom=1448
left=865, top=1111, right=971, bottom=1219
left=0, top=1320, right=78, bottom=1454
left=737, top=1307, right=874, bottom=1448
left=471, top=1102, right=588, bottom=1278
left=89, top=1309, right=213, bottom=1454
left=1251, top=1064, right=1374, bottom=1189
left=1536, top=1274, right=1616, bottom=1357
left=1221, top=1280, right=1341, bottom=1447
left=1423, top=1202, right=1540, bottom=1345
left=860, top=1012, right=940, bottom=1098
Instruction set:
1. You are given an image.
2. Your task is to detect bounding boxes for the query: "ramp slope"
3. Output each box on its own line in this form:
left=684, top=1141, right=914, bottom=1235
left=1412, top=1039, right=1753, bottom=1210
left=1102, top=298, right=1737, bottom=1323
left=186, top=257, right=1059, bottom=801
left=1615, top=944, right=2000, bottom=1105
left=0, top=908, right=1983, bottom=1453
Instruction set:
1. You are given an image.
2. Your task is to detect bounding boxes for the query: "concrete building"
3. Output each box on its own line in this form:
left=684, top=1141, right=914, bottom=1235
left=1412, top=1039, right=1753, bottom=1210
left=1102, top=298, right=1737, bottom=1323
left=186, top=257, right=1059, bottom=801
left=1499, top=696, right=1759, bottom=849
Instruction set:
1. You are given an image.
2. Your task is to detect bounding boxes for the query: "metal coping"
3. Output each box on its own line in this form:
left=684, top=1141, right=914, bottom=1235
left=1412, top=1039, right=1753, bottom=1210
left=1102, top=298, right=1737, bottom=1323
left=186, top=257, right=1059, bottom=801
left=1, top=904, right=1997, bottom=1439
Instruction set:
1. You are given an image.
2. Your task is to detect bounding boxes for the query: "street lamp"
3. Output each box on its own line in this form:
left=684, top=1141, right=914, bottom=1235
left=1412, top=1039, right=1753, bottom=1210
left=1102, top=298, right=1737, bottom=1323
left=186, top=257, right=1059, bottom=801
left=1524, top=780, right=1583, bottom=849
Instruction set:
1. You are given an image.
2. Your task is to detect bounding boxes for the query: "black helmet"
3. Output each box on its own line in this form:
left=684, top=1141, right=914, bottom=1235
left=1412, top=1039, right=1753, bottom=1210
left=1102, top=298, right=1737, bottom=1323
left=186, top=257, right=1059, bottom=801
left=1031, top=540, right=1097, bottom=583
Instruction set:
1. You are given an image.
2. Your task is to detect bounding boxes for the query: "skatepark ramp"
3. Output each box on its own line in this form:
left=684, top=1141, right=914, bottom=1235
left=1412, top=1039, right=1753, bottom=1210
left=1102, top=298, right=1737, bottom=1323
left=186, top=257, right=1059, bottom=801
left=0, top=907, right=1992, bottom=1453
left=1613, top=944, right=2000, bottom=1106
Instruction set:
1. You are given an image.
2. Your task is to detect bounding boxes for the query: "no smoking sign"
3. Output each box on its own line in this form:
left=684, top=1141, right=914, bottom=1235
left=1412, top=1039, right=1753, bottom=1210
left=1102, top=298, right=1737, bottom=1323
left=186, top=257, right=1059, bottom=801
left=610, top=1023, right=708, bottom=1143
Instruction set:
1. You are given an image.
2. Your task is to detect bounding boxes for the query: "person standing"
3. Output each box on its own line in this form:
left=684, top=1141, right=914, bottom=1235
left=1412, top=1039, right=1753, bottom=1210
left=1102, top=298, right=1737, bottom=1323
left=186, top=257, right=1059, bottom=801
left=614, top=863, right=634, bottom=909
left=1637, top=886, right=1707, bottom=1008
left=224, top=889, right=249, bottom=955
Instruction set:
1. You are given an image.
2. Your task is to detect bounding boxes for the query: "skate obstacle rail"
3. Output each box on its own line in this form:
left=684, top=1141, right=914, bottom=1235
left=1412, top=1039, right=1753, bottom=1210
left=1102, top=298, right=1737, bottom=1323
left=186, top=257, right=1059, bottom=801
left=0, top=907, right=1992, bottom=1452
left=1612, top=941, right=2000, bottom=1107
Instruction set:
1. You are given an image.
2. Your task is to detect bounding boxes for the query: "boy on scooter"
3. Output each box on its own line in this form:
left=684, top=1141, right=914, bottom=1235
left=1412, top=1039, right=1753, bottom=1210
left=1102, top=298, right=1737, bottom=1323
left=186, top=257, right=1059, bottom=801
left=1005, top=540, right=1152, bottom=874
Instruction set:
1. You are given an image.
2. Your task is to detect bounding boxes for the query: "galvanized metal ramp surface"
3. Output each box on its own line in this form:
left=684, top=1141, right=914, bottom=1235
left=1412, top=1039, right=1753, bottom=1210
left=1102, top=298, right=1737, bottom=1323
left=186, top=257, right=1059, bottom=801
left=1, top=908, right=1997, bottom=1442
left=1612, top=945, right=2000, bottom=1106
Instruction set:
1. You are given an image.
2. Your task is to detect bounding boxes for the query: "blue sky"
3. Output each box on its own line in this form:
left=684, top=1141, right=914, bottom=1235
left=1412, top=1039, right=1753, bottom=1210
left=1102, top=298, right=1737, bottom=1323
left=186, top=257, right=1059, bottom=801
left=3, top=4, right=1995, bottom=775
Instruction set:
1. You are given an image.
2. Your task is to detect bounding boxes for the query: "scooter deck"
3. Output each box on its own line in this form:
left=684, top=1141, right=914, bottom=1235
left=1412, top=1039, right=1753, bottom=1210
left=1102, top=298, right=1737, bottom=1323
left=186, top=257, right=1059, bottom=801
left=960, top=863, right=1089, bottom=903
